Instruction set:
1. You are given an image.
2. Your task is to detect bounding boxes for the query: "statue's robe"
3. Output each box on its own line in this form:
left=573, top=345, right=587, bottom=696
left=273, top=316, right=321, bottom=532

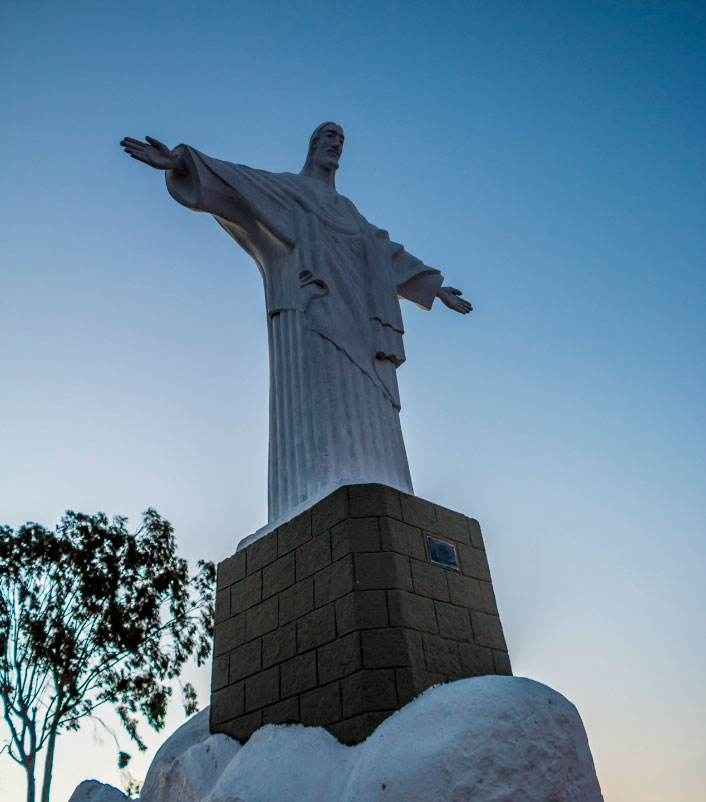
left=166, top=146, right=443, bottom=531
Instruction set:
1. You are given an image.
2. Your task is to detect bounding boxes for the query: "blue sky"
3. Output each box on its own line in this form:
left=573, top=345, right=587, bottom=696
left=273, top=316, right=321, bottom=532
left=1, top=1, right=705, bottom=799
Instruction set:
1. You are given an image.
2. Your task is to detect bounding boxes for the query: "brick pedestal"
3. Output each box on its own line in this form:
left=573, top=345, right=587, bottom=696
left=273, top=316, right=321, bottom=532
left=210, top=484, right=510, bottom=745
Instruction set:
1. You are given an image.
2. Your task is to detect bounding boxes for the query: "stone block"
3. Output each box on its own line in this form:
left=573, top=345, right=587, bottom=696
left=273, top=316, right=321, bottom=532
left=433, top=505, right=472, bottom=544
left=447, top=572, right=484, bottom=610
left=387, top=589, right=438, bottom=634
left=458, top=543, right=491, bottom=582
left=468, top=518, right=485, bottom=550
left=281, top=651, right=317, bottom=697
left=395, top=666, right=445, bottom=706
left=245, top=665, right=279, bottom=712
left=422, top=633, right=461, bottom=676
left=470, top=611, right=507, bottom=651
left=410, top=559, right=450, bottom=601
left=400, top=492, right=437, bottom=531
left=217, top=550, right=246, bottom=591
left=312, top=485, right=349, bottom=533
left=295, top=531, right=331, bottom=580
left=331, top=517, right=380, bottom=560
left=300, top=682, right=342, bottom=725
left=361, top=627, right=424, bottom=669
left=314, top=555, right=354, bottom=607
left=327, top=710, right=392, bottom=745
left=262, top=553, right=295, bottom=599
left=245, top=596, right=278, bottom=640
left=348, top=484, right=402, bottom=519
left=278, top=578, right=313, bottom=625
left=353, top=551, right=412, bottom=591
left=435, top=601, right=472, bottom=642
left=379, top=517, right=426, bottom=561
left=341, top=669, right=398, bottom=717
left=262, top=696, right=299, bottom=726
left=211, top=683, right=244, bottom=724
left=277, top=510, right=312, bottom=556
left=297, top=604, right=336, bottom=652
left=211, top=654, right=229, bottom=691
left=215, top=589, right=230, bottom=623
left=317, top=632, right=362, bottom=684
left=480, top=580, right=498, bottom=615
left=230, top=639, right=262, bottom=682
left=458, top=643, right=495, bottom=675
left=335, top=590, right=388, bottom=634
left=230, top=572, right=262, bottom=615
left=246, top=533, right=277, bottom=574
left=493, top=649, right=512, bottom=675
left=213, top=612, right=245, bottom=656
left=223, top=709, right=262, bottom=742
left=262, top=622, right=296, bottom=668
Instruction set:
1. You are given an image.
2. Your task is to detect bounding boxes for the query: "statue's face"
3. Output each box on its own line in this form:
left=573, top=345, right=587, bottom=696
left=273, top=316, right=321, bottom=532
left=311, top=124, right=345, bottom=170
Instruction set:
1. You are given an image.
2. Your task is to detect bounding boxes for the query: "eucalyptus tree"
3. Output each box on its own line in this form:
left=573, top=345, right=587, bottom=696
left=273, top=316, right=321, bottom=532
left=0, top=509, right=215, bottom=802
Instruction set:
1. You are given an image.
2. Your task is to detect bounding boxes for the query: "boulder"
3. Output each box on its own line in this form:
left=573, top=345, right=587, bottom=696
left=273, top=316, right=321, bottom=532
left=139, top=707, right=242, bottom=802
left=68, top=676, right=603, bottom=802
left=68, top=780, right=128, bottom=802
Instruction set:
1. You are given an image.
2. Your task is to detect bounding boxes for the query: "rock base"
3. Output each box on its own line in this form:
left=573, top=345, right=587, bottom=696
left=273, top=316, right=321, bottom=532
left=69, top=677, right=604, bottom=802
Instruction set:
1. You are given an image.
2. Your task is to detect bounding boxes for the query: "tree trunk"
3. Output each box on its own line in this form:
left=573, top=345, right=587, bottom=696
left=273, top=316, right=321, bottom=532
left=40, top=707, right=62, bottom=802
left=24, top=756, right=36, bottom=802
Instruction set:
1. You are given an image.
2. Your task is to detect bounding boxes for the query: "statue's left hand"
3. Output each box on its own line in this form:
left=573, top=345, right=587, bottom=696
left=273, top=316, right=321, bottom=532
left=437, top=286, right=473, bottom=314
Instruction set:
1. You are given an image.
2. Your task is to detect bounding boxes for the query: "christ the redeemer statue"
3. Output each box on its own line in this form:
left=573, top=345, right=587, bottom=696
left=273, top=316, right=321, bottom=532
left=121, top=123, right=472, bottom=532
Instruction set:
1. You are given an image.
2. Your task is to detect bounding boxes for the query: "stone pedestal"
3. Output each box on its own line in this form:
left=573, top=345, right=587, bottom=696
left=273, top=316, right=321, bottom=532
left=210, top=484, right=511, bottom=745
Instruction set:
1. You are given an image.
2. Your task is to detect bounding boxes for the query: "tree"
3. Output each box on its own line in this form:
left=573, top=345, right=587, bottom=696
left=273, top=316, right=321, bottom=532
left=0, top=509, right=215, bottom=802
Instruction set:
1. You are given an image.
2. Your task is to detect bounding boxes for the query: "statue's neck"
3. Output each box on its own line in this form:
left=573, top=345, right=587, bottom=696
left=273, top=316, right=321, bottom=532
left=300, top=164, right=337, bottom=190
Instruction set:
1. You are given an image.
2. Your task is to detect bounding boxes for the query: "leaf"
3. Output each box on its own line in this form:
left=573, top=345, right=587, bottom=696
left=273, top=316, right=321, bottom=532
left=182, top=682, right=198, bottom=716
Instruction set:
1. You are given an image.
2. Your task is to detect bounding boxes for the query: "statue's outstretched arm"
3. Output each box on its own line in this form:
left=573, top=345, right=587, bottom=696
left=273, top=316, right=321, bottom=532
left=382, top=231, right=471, bottom=315
left=437, top=286, right=473, bottom=314
left=120, top=136, right=187, bottom=174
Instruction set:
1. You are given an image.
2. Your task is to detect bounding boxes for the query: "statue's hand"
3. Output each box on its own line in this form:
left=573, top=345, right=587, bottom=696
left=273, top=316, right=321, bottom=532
left=437, top=286, right=473, bottom=314
left=120, top=136, right=184, bottom=172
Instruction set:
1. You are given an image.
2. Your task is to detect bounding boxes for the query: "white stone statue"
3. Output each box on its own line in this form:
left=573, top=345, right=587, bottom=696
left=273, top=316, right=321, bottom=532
left=121, top=123, right=472, bottom=532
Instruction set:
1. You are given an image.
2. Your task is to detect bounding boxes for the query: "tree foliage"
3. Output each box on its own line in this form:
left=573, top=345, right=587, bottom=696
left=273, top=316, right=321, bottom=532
left=0, top=509, right=215, bottom=802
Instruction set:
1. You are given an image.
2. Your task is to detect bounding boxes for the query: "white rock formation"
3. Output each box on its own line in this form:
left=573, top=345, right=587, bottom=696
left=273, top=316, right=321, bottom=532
left=68, top=779, right=128, bottom=802
left=69, top=676, right=604, bottom=802
left=139, top=707, right=242, bottom=802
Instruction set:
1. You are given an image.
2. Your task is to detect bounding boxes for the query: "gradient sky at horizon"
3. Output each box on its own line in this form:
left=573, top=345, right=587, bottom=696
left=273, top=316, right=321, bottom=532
left=2, top=1, right=705, bottom=800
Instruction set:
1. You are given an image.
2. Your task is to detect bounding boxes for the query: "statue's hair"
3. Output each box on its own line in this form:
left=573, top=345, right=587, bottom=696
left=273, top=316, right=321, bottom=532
left=301, top=121, right=343, bottom=173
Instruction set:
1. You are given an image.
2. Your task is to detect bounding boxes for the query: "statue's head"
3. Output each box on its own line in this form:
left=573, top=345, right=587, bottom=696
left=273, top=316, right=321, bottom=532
left=302, top=121, right=345, bottom=174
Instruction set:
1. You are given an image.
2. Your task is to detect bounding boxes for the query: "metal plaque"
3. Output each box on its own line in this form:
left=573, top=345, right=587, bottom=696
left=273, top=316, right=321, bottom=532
left=426, top=536, right=459, bottom=570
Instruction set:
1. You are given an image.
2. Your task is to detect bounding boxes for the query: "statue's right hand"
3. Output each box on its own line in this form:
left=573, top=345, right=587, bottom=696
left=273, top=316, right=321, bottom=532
left=120, top=136, right=183, bottom=171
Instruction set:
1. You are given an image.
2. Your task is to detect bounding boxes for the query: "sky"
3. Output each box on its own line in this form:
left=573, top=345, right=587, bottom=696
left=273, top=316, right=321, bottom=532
left=1, top=0, right=705, bottom=799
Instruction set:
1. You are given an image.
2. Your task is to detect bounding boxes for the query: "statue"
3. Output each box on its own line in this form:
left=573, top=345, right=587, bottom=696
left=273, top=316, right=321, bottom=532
left=120, top=123, right=472, bottom=532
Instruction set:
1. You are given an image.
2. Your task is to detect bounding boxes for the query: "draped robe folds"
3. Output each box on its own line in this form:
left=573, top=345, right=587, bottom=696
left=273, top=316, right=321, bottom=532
left=166, top=146, right=444, bottom=535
